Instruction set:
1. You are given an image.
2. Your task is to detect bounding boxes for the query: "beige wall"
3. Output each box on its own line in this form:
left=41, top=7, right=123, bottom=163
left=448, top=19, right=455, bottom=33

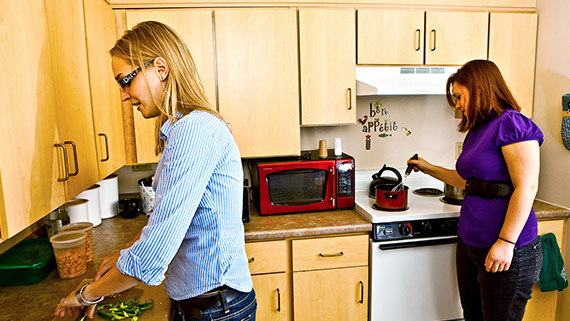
left=534, top=0, right=570, bottom=320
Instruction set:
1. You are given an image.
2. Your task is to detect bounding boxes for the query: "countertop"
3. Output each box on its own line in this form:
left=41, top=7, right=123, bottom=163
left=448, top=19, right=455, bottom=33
left=0, top=199, right=567, bottom=321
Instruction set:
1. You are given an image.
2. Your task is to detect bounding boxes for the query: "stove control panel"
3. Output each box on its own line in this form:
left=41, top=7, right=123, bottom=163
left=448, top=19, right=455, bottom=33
left=372, top=217, right=459, bottom=241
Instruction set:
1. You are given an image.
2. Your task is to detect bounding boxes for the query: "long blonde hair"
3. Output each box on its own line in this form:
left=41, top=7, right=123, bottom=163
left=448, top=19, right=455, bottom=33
left=110, top=20, right=222, bottom=154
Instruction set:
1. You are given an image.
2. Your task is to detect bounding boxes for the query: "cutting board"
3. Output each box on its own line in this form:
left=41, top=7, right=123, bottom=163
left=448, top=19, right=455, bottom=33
left=54, top=279, right=172, bottom=321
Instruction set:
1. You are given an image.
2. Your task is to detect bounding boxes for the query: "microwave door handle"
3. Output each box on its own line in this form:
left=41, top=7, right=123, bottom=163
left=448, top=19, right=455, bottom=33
left=330, top=166, right=336, bottom=207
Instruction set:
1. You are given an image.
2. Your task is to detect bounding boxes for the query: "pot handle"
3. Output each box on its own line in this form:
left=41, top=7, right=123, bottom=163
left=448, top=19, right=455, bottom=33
left=373, top=164, right=403, bottom=183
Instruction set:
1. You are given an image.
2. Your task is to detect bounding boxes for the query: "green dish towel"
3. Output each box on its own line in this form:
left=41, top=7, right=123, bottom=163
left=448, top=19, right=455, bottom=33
left=539, top=233, right=568, bottom=292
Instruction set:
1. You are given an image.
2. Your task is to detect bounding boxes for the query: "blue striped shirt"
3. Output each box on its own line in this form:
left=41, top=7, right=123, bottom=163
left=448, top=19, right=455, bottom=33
left=117, top=110, right=252, bottom=300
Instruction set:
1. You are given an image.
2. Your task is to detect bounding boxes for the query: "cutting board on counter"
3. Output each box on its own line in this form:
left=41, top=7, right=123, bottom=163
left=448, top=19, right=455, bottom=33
left=54, top=279, right=172, bottom=321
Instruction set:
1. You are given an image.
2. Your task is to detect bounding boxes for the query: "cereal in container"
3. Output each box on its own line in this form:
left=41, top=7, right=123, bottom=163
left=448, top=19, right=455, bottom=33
left=59, top=222, right=94, bottom=262
left=49, top=231, right=87, bottom=279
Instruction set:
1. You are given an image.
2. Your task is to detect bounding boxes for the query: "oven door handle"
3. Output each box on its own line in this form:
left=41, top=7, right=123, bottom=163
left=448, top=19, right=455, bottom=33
left=378, top=236, right=457, bottom=250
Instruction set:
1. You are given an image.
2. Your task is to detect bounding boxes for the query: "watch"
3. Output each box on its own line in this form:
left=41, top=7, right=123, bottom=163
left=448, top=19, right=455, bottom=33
left=75, top=283, right=104, bottom=306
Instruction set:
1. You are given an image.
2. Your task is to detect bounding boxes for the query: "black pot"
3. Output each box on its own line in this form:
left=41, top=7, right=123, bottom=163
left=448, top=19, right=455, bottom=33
left=368, top=165, right=403, bottom=198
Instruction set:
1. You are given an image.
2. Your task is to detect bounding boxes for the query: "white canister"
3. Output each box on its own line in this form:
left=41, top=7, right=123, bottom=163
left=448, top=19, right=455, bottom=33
left=98, top=174, right=119, bottom=219
left=138, top=176, right=155, bottom=214
left=75, top=184, right=102, bottom=227
left=65, top=199, right=89, bottom=223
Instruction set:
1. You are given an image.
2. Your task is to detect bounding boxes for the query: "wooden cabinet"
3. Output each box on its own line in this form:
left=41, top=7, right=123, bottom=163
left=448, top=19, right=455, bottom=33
left=292, top=235, right=369, bottom=321
left=489, top=13, right=538, bottom=118
left=523, top=219, right=566, bottom=321
left=122, top=9, right=216, bottom=164
left=246, top=240, right=291, bottom=321
left=299, top=9, right=356, bottom=126
left=357, top=9, right=488, bottom=65
left=215, top=9, right=300, bottom=157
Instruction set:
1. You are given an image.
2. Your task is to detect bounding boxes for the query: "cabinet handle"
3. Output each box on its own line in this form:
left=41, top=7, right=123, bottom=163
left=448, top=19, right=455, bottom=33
left=347, top=88, right=352, bottom=110
left=98, top=133, right=109, bottom=162
left=54, top=143, right=70, bottom=182
left=248, top=257, right=254, bottom=263
left=319, top=251, right=344, bottom=257
left=359, top=281, right=364, bottom=304
left=64, top=141, right=79, bottom=176
left=415, top=29, right=421, bottom=51
left=276, top=288, right=281, bottom=312
left=430, top=29, right=436, bottom=51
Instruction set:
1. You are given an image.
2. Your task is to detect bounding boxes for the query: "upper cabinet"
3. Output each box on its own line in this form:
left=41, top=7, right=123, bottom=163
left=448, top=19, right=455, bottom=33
left=299, top=9, right=356, bottom=126
left=489, top=13, right=538, bottom=118
left=357, top=10, right=488, bottom=65
left=215, top=9, right=300, bottom=157
left=123, top=9, right=216, bottom=164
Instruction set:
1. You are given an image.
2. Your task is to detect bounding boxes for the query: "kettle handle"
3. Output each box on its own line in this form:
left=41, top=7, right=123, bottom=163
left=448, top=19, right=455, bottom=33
left=373, top=164, right=403, bottom=183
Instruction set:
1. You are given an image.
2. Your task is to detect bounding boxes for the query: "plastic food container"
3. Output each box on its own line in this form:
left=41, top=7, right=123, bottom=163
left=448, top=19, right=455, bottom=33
left=0, top=238, right=56, bottom=286
left=59, top=222, right=94, bottom=263
left=50, top=231, right=87, bottom=279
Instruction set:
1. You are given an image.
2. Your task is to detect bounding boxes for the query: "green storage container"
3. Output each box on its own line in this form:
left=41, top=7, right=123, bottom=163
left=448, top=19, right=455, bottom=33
left=0, top=238, right=56, bottom=286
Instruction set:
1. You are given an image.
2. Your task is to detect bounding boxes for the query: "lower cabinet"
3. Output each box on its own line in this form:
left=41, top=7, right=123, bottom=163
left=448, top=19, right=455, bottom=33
left=246, top=234, right=369, bottom=321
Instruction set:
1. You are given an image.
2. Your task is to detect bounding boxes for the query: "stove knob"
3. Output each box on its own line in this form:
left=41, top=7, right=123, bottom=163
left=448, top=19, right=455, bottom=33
left=421, top=222, right=433, bottom=234
left=399, top=223, right=412, bottom=236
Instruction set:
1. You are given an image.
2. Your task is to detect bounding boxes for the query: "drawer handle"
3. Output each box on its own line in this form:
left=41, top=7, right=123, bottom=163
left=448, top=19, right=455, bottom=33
left=276, top=288, right=281, bottom=312
left=248, top=257, right=255, bottom=263
left=319, top=251, right=344, bottom=258
left=359, top=281, right=364, bottom=304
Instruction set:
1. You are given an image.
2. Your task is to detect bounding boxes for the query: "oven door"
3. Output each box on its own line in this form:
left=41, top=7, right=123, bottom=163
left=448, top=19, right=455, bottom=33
left=370, top=236, right=463, bottom=321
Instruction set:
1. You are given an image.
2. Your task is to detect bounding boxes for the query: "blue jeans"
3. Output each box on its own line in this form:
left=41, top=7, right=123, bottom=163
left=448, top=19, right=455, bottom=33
left=173, top=289, right=257, bottom=321
left=456, top=237, right=542, bottom=321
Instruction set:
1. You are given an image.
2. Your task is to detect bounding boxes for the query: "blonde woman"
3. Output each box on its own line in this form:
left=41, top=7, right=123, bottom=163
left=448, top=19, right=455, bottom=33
left=54, top=21, right=256, bottom=321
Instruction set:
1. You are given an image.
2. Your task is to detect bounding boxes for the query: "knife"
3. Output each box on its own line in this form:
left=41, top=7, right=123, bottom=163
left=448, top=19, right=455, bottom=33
left=74, top=307, right=87, bottom=321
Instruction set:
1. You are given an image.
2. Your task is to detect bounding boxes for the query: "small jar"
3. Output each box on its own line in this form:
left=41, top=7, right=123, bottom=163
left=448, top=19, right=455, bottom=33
left=59, top=222, right=94, bottom=263
left=50, top=231, right=87, bottom=279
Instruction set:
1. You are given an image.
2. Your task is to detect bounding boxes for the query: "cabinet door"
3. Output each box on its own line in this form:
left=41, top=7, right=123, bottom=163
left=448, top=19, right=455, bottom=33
left=425, top=11, right=488, bottom=65
left=0, top=0, right=66, bottom=239
left=84, top=0, right=126, bottom=179
left=489, top=13, right=537, bottom=118
left=357, top=9, right=424, bottom=65
left=215, top=9, right=300, bottom=157
left=45, top=0, right=100, bottom=198
left=293, top=266, right=368, bottom=321
left=252, top=273, right=291, bottom=321
left=125, top=9, right=216, bottom=164
left=299, top=9, right=356, bottom=125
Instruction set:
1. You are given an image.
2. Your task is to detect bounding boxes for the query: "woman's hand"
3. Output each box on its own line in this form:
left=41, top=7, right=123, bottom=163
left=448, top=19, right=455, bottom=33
left=95, top=251, right=121, bottom=280
left=54, top=291, right=82, bottom=318
left=485, top=240, right=515, bottom=273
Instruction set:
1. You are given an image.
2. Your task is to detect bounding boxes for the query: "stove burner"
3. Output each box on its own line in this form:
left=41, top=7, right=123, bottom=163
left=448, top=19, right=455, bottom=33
left=371, top=204, right=409, bottom=212
left=440, top=197, right=463, bottom=206
left=413, top=188, right=444, bottom=196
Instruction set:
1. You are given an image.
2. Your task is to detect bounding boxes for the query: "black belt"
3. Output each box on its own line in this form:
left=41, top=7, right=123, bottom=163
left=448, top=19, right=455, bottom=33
left=465, top=178, right=513, bottom=199
left=172, top=286, right=244, bottom=319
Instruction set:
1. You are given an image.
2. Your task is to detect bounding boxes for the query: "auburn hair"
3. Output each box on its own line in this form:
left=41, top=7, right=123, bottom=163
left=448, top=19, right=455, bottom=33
left=446, top=60, right=521, bottom=132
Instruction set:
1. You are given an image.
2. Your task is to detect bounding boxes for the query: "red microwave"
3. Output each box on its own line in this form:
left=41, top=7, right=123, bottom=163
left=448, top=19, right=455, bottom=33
left=252, top=150, right=355, bottom=215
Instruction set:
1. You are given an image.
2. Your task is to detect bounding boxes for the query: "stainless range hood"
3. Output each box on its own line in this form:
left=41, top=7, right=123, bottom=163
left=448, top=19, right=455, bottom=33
left=356, top=66, right=459, bottom=96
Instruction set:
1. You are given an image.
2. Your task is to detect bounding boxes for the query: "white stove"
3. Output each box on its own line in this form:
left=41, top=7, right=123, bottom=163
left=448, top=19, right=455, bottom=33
left=354, top=170, right=461, bottom=223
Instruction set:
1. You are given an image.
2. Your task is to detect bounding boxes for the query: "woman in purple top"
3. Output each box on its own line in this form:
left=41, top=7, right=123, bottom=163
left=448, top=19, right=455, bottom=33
left=409, top=60, right=543, bottom=321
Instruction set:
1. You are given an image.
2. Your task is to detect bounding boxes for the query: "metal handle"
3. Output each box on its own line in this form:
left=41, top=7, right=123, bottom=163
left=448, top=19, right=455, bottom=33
left=430, top=29, right=436, bottom=51
left=63, top=141, right=79, bottom=176
left=98, top=133, right=109, bottom=162
left=347, top=88, right=352, bottom=110
left=276, top=288, right=281, bottom=311
left=358, top=281, right=364, bottom=304
left=54, top=143, right=70, bottom=182
left=248, top=257, right=254, bottom=263
left=319, top=251, right=344, bottom=257
left=414, top=29, right=421, bottom=51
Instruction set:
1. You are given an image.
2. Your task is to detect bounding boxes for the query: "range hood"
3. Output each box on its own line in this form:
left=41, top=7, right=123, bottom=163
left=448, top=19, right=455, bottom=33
left=356, top=66, right=459, bottom=96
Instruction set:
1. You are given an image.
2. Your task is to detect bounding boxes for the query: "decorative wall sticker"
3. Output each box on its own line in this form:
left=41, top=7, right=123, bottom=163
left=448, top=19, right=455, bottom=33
left=358, top=115, right=368, bottom=125
left=402, top=127, right=412, bottom=136
left=365, top=134, right=371, bottom=150
left=378, top=133, right=392, bottom=138
left=361, top=100, right=409, bottom=150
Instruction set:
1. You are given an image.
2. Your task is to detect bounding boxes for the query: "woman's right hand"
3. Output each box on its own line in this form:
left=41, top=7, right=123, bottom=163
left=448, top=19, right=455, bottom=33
left=95, top=251, right=120, bottom=280
left=408, top=157, right=431, bottom=174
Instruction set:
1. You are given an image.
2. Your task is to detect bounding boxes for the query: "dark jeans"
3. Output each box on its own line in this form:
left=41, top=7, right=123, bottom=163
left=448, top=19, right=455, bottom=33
left=456, top=237, right=542, bottom=321
left=173, top=289, right=257, bottom=321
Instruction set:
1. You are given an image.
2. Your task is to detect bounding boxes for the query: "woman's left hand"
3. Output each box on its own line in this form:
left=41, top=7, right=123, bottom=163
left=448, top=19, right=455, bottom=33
left=485, top=240, right=515, bottom=273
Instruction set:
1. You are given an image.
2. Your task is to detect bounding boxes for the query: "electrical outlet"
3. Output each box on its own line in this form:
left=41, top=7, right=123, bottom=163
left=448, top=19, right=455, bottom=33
left=132, top=164, right=153, bottom=172
left=455, top=142, right=463, bottom=159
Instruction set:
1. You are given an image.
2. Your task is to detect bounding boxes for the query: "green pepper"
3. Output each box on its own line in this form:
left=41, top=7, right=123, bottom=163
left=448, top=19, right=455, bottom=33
left=139, top=299, right=154, bottom=311
left=97, top=310, right=115, bottom=319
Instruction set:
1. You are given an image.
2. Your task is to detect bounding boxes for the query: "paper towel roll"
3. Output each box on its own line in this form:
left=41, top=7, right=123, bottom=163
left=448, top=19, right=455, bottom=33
left=65, top=199, right=89, bottom=223
left=75, top=184, right=102, bottom=227
left=98, top=174, right=119, bottom=219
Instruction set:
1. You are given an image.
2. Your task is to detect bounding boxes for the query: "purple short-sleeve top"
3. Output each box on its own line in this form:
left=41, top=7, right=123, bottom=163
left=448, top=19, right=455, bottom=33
left=456, top=108, right=544, bottom=248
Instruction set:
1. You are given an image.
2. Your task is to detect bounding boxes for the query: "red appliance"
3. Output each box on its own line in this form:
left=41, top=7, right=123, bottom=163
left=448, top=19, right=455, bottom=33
left=252, top=150, right=355, bottom=215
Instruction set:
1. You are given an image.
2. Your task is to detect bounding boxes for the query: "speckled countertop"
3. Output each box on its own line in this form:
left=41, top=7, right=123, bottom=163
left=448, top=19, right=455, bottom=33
left=0, top=199, right=566, bottom=321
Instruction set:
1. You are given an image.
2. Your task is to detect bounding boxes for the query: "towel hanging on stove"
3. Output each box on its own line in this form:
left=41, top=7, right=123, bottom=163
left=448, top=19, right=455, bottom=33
left=538, top=233, right=568, bottom=292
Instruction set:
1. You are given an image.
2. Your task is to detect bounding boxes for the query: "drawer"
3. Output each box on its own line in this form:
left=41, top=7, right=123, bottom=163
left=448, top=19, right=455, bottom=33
left=292, top=234, right=368, bottom=272
left=538, top=219, right=565, bottom=251
left=245, top=240, right=287, bottom=274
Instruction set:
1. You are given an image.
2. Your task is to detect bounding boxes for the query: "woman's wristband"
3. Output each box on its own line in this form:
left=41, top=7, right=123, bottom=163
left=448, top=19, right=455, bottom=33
left=498, top=236, right=516, bottom=245
left=75, top=283, right=104, bottom=306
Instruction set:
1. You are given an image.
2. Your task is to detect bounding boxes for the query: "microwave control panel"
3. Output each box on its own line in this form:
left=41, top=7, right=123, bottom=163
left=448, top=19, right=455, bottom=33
left=337, top=161, right=354, bottom=197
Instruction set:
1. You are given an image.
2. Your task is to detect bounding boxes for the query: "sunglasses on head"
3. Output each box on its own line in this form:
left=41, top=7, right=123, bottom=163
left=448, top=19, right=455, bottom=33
left=117, top=60, right=154, bottom=89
